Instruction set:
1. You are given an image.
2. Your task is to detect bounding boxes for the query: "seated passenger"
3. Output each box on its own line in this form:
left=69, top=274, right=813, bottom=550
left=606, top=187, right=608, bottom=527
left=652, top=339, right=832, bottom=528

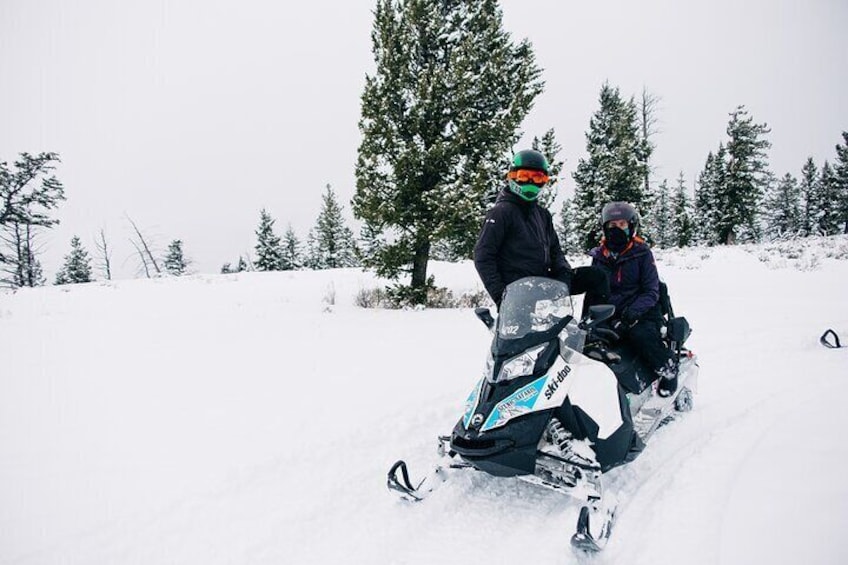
left=588, top=202, right=678, bottom=397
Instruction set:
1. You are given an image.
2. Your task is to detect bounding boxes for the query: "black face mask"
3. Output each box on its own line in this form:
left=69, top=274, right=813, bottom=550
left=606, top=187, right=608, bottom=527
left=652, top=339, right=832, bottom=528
left=604, top=226, right=630, bottom=253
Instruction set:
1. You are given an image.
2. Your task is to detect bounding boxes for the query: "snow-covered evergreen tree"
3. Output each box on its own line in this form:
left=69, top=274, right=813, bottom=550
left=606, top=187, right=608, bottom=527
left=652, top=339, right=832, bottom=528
left=572, top=83, right=651, bottom=249
left=651, top=180, right=672, bottom=248
left=353, top=0, right=544, bottom=300
left=356, top=221, right=384, bottom=266
left=719, top=106, right=771, bottom=244
left=556, top=197, right=580, bottom=255
left=304, top=228, right=319, bottom=270
left=763, top=173, right=802, bottom=237
left=531, top=128, right=564, bottom=209
left=670, top=173, right=695, bottom=247
left=834, top=132, right=848, bottom=234
left=164, top=239, right=188, bottom=276
left=817, top=161, right=841, bottom=235
left=55, top=235, right=92, bottom=285
left=799, top=158, right=820, bottom=236
left=254, top=209, right=284, bottom=271
left=694, top=149, right=723, bottom=246
left=281, top=224, right=303, bottom=270
left=312, top=185, right=357, bottom=269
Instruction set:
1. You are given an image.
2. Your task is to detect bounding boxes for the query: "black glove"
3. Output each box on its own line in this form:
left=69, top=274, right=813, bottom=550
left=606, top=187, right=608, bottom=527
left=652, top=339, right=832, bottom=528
left=620, top=309, right=639, bottom=327
left=610, top=310, right=638, bottom=334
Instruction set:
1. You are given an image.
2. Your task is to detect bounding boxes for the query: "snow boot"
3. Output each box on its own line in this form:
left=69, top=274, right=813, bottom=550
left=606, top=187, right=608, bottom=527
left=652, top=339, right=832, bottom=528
left=656, top=359, right=678, bottom=398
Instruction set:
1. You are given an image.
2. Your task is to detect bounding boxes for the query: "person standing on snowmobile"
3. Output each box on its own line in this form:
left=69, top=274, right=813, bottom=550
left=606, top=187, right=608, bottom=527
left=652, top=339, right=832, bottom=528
left=589, top=202, right=678, bottom=397
left=474, top=149, right=608, bottom=311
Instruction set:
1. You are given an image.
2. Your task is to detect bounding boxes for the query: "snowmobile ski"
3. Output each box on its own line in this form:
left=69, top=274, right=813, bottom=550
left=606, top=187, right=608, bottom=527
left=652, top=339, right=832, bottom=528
left=570, top=504, right=616, bottom=553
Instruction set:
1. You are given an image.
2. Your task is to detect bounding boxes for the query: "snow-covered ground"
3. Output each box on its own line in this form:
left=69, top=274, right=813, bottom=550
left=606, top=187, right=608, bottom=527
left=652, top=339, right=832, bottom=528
left=1, top=237, right=847, bottom=564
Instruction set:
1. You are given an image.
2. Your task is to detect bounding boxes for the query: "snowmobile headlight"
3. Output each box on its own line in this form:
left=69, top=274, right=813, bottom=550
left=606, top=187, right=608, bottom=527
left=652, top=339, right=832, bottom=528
left=493, top=344, right=547, bottom=383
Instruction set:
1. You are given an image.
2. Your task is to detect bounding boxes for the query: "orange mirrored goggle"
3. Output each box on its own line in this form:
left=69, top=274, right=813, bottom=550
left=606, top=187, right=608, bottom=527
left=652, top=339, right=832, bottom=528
left=507, top=169, right=550, bottom=185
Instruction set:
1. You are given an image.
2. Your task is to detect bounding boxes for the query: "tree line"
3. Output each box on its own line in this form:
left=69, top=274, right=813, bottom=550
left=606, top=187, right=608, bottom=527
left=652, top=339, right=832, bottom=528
left=557, top=84, right=848, bottom=253
left=0, top=156, right=362, bottom=288
left=3, top=0, right=846, bottom=297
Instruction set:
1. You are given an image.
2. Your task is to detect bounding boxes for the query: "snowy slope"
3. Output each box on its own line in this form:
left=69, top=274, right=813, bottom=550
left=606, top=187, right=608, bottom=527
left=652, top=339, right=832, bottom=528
left=1, top=238, right=847, bottom=565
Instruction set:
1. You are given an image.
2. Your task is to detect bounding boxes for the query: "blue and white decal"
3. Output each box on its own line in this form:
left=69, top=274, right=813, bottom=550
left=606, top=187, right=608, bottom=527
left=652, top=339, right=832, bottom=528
left=480, top=375, right=546, bottom=431
left=462, top=378, right=484, bottom=429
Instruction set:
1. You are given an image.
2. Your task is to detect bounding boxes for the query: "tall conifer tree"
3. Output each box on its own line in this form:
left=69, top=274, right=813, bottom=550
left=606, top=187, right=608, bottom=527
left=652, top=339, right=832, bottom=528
left=651, top=180, right=672, bottom=248
left=799, top=158, right=820, bottom=236
left=353, top=0, right=543, bottom=301
left=670, top=172, right=695, bottom=247
left=281, top=224, right=303, bottom=270
left=817, top=161, right=841, bottom=235
left=763, top=173, right=802, bottom=236
left=312, top=185, right=357, bottom=269
left=572, top=83, right=651, bottom=249
left=531, top=129, right=564, bottom=209
left=719, top=106, right=771, bottom=243
left=254, top=209, right=284, bottom=271
left=55, top=235, right=92, bottom=285
left=833, top=132, right=848, bottom=233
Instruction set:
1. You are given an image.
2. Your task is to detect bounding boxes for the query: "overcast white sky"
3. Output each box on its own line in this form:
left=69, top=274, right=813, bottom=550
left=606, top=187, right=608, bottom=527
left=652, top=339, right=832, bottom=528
left=2, top=0, right=846, bottom=278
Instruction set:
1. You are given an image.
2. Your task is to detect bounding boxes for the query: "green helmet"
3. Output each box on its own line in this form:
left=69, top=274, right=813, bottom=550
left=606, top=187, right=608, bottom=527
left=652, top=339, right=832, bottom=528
left=507, top=149, right=550, bottom=202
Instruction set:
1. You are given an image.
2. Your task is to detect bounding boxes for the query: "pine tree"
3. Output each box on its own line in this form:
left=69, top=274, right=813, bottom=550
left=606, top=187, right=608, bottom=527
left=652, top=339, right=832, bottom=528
left=651, top=180, right=672, bottom=248
left=353, top=0, right=544, bottom=301
left=313, top=184, right=357, bottom=269
left=572, top=83, right=651, bottom=249
left=763, top=173, right=802, bottom=237
left=304, top=228, right=319, bottom=270
left=281, top=224, right=303, bottom=270
left=834, top=132, right=848, bottom=233
left=356, top=221, right=384, bottom=266
left=817, top=161, right=841, bottom=235
left=556, top=197, right=580, bottom=255
left=531, top=129, right=564, bottom=209
left=719, top=106, right=771, bottom=244
left=799, top=158, right=820, bottom=236
left=164, top=239, right=188, bottom=275
left=694, top=149, right=722, bottom=245
left=670, top=172, right=695, bottom=247
left=1, top=153, right=65, bottom=288
left=254, top=209, right=284, bottom=271
left=55, top=235, right=92, bottom=285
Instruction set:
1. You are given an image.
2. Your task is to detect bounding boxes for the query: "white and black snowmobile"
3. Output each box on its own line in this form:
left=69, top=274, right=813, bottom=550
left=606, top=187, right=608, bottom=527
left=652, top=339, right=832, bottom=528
left=387, top=276, right=698, bottom=553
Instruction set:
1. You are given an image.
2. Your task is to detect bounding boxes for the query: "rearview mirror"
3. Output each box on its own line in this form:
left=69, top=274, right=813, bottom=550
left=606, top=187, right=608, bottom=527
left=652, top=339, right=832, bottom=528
left=475, top=307, right=495, bottom=330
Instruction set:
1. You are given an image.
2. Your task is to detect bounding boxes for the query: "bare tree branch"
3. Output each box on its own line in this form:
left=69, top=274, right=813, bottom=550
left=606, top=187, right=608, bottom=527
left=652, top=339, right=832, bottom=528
left=95, top=228, right=112, bottom=280
left=129, top=238, right=151, bottom=278
left=125, top=214, right=160, bottom=274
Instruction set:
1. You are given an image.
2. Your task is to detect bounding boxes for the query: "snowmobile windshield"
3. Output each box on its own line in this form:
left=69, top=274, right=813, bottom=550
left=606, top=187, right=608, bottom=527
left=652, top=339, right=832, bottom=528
left=497, top=277, right=573, bottom=341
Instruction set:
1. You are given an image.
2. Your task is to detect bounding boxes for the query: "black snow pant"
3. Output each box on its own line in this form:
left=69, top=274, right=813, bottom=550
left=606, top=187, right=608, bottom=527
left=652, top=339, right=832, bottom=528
left=625, top=306, right=674, bottom=373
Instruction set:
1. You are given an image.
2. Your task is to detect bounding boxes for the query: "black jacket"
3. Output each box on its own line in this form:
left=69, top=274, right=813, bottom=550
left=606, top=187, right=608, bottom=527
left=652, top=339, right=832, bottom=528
left=473, top=188, right=573, bottom=305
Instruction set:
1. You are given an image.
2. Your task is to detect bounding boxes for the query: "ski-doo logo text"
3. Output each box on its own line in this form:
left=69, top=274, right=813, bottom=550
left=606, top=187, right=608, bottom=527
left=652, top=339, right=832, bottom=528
left=544, top=365, right=572, bottom=400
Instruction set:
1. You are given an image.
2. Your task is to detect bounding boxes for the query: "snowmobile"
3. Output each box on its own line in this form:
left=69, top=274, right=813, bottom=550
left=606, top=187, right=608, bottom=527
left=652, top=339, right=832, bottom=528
left=387, top=276, right=698, bottom=553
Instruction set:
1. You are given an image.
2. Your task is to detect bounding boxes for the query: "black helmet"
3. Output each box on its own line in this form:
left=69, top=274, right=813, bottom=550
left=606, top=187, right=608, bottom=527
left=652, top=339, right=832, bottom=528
left=507, top=149, right=550, bottom=202
left=601, top=201, right=640, bottom=236
left=510, top=149, right=550, bottom=173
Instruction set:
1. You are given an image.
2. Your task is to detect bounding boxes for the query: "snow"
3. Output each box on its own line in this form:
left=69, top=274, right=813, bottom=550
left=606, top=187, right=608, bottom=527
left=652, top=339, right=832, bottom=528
left=1, top=237, right=847, bottom=564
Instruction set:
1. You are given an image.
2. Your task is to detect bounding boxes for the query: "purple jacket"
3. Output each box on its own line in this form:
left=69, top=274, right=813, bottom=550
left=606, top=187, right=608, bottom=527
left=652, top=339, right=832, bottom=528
left=588, top=239, right=659, bottom=320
